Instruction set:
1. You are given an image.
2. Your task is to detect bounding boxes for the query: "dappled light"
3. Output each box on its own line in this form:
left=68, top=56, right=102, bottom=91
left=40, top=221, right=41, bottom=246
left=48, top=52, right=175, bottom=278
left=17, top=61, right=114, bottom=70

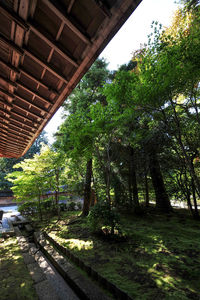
left=64, top=238, right=93, bottom=251
left=0, top=237, right=37, bottom=300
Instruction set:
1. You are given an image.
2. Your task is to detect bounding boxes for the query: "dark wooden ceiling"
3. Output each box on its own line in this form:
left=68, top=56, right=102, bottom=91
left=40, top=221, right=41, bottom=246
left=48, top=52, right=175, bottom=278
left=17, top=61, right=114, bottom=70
left=0, top=0, right=141, bottom=158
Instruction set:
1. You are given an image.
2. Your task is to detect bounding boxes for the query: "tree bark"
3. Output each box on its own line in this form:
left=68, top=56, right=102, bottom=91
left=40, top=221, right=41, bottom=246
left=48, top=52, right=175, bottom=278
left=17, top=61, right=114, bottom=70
left=129, top=147, right=140, bottom=212
left=191, top=178, right=200, bottom=219
left=82, top=158, right=92, bottom=216
left=149, top=151, right=172, bottom=213
left=144, top=172, right=149, bottom=207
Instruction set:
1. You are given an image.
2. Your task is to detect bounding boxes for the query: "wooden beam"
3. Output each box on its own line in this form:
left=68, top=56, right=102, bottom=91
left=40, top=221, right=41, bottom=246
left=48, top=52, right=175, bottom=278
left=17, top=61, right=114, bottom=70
left=67, top=0, right=75, bottom=13
left=0, top=58, right=20, bottom=74
left=7, top=114, right=36, bottom=131
left=11, top=110, right=40, bottom=126
left=0, top=138, right=24, bottom=149
left=0, top=127, right=30, bottom=143
left=15, top=93, right=50, bottom=115
left=0, top=87, right=14, bottom=99
left=0, top=3, right=29, bottom=30
left=56, top=21, right=64, bottom=40
left=13, top=102, right=43, bottom=120
left=0, top=98, right=12, bottom=109
left=0, top=32, right=24, bottom=55
left=9, top=121, right=34, bottom=135
left=0, top=146, right=22, bottom=156
left=0, top=107, right=10, bottom=116
left=0, top=75, right=17, bottom=89
left=8, top=126, right=33, bottom=139
left=0, top=132, right=27, bottom=146
left=41, top=0, right=91, bottom=45
left=91, top=0, right=112, bottom=18
left=20, top=68, right=58, bottom=96
left=16, top=81, right=53, bottom=105
left=28, top=21, right=79, bottom=68
left=24, top=48, right=68, bottom=84
left=0, top=145, right=21, bottom=155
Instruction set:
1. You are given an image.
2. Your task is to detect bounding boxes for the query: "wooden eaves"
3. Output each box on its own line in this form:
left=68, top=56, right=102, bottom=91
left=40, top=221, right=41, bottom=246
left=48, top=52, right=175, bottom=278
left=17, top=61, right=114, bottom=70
left=0, top=0, right=142, bottom=158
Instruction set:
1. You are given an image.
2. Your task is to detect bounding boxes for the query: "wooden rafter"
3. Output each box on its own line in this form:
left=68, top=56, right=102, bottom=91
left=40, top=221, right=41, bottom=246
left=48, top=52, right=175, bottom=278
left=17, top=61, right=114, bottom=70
left=91, top=0, right=112, bottom=18
left=0, top=87, right=15, bottom=99
left=67, top=0, right=75, bottom=14
left=0, top=75, right=17, bottom=89
left=8, top=115, right=36, bottom=131
left=41, top=0, right=92, bottom=45
left=16, top=81, right=53, bottom=105
left=0, top=58, right=20, bottom=75
left=8, top=121, right=35, bottom=135
left=0, top=127, right=30, bottom=142
left=7, top=126, right=33, bottom=139
left=15, top=93, right=49, bottom=115
left=0, top=99, right=12, bottom=109
left=0, top=133, right=27, bottom=146
left=11, top=110, right=39, bottom=126
left=13, top=102, right=43, bottom=120
left=0, top=32, right=24, bottom=56
left=0, top=138, right=24, bottom=149
left=24, top=48, right=68, bottom=84
left=20, top=68, right=58, bottom=96
left=0, top=145, right=21, bottom=155
left=0, top=3, right=28, bottom=30
left=28, top=21, right=79, bottom=68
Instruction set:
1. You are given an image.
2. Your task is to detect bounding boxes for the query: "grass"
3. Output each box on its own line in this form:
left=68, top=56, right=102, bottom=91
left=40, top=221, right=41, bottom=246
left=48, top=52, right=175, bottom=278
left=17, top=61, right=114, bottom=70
left=0, top=236, right=38, bottom=300
left=36, top=209, right=200, bottom=299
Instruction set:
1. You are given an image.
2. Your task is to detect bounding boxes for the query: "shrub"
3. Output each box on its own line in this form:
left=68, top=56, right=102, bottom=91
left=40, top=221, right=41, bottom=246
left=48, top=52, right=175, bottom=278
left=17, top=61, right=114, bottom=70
left=18, top=201, right=38, bottom=216
left=76, top=202, right=82, bottom=210
left=67, top=201, right=76, bottom=211
left=59, top=202, right=66, bottom=211
left=88, top=201, right=120, bottom=235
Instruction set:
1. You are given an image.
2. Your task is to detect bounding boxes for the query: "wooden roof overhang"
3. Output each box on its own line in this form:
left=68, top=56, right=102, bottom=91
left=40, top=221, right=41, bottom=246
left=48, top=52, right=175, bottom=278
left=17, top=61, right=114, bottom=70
left=0, top=0, right=141, bottom=158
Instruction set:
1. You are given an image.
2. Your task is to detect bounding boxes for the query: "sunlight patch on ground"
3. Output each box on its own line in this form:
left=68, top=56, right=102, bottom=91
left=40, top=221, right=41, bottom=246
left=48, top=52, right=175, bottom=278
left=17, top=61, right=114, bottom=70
left=64, top=238, right=93, bottom=251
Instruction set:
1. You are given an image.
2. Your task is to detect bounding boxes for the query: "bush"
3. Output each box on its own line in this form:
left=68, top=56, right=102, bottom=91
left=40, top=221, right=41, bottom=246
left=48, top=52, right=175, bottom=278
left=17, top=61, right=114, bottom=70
left=18, top=201, right=38, bottom=216
left=88, top=201, right=120, bottom=235
left=59, top=202, right=66, bottom=211
left=67, top=201, right=76, bottom=211
left=76, top=202, right=82, bottom=210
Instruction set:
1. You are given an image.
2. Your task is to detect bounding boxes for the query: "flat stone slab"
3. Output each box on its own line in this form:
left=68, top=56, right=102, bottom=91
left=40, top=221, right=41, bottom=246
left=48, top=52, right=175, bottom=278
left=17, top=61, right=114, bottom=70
left=22, top=252, right=36, bottom=265
left=34, top=279, right=60, bottom=300
left=27, top=263, right=46, bottom=283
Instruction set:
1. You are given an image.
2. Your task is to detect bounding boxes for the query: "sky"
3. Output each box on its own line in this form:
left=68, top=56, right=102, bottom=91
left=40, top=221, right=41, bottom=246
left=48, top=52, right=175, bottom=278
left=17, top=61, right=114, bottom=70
left=45, top=0, right=180, bottom=144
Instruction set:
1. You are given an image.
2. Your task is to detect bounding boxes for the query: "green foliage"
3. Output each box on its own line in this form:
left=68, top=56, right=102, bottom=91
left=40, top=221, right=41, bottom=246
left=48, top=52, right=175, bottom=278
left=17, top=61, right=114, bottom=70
left=0, top=131, right=48, bottom=192
left=18, top=201, right=39, bottom=216
left=67, top=201, right=76, bottom=211
left=88, top=201, right=120, bottom=233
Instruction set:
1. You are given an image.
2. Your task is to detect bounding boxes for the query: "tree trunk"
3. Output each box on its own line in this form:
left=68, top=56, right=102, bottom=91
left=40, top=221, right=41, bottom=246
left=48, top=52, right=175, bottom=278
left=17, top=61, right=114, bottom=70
left=191, top=178, right=200, bottom=219
left=129, top=147, right=140, bottom=212
left=144, top=172, right=149, bottom=207
left=38, top=192, right=42, bottom=221
left=55, top=169, right=60, bottom=219
left=90, top=188, right=97, bottom=207
left=128, top=163, right=133, bottom=208
left=82, top=158, right=92, bottom=216
left=149, top=151, right=172, bottom=213
left=186, top=190, right=194, bottom=217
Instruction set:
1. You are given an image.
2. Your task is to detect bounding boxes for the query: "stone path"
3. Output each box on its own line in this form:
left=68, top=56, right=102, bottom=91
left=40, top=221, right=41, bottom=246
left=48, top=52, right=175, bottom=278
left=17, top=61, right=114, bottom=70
left=15, top=227, right=79, bottom=300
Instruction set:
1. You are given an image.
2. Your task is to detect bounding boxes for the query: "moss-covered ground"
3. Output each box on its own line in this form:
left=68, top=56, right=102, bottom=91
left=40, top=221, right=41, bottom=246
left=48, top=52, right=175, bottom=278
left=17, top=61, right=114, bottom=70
left=0, top=236, right=38, bottom=300
left=37, top=209, right=200, bottom=299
